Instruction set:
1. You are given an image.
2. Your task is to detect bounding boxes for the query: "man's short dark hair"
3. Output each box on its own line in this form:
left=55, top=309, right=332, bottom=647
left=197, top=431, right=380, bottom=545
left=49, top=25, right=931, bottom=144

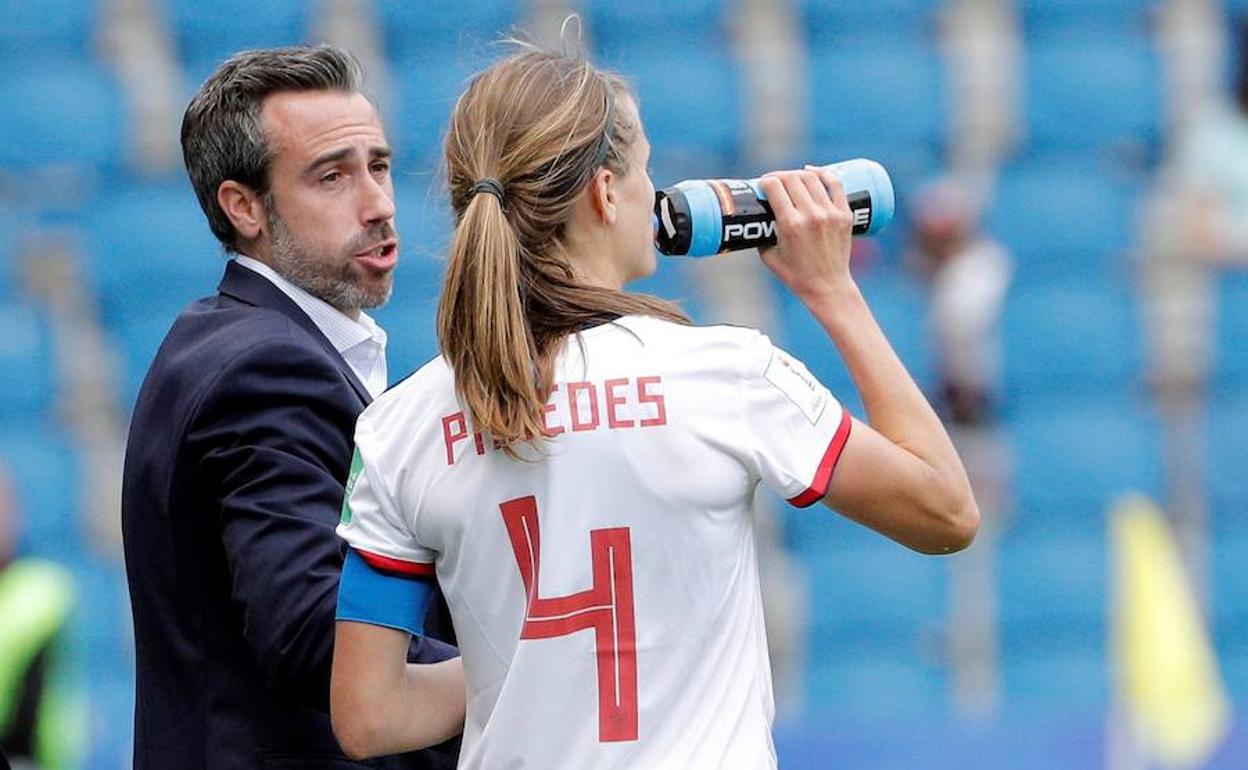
left=181, top=45, right=363, bottom=251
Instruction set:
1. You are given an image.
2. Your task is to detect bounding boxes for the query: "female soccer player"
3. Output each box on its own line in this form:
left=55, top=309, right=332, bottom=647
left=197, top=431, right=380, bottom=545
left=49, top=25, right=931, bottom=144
left=330, top=47, right=979, bottom=767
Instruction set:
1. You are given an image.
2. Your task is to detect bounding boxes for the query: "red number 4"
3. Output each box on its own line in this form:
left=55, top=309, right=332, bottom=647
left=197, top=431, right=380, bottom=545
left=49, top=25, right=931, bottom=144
left=500, top=495, right=639, bottom=742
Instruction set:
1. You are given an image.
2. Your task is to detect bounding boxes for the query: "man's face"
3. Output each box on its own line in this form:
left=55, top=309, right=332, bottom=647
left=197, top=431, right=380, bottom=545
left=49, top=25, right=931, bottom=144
left=258, top=90, right=398, bottom=314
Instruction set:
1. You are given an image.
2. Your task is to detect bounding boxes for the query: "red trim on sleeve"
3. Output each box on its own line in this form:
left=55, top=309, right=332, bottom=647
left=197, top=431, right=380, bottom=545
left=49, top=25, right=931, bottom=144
left=354, top=548, right=436, bottom=578
left=787, top=408, right=853, bottom=508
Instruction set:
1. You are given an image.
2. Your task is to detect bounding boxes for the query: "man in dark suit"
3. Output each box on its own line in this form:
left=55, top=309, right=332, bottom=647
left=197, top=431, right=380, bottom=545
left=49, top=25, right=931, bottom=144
left=121, top=46, right=459, bottom=769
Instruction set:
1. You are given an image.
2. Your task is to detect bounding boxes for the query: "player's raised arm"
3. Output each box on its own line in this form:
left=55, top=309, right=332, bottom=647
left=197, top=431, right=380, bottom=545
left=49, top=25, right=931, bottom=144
left=757, top=167, right=980, bottom=554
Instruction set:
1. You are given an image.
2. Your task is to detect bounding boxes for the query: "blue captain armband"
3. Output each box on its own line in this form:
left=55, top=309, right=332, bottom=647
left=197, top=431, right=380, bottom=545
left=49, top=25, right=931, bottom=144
left=336, top=548, right=434, bottom=636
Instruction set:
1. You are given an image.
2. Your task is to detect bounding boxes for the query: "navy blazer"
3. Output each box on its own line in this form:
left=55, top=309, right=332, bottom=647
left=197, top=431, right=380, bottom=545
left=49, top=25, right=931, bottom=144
left=122, top=261, right=458, bottom=770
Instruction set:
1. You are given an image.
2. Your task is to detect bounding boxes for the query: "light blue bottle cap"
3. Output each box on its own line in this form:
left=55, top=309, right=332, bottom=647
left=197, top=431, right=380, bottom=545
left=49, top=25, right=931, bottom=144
left=825, top=158, right=894, bottom=236
left=674, top=180, right=725, bottom=258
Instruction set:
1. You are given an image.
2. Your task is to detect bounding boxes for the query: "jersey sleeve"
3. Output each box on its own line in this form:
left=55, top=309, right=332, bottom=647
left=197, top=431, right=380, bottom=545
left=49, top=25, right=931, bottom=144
left=335, top=415, right=437, bottom=635
left=336, top=415, right=436, bottom=574
left=739, top=332, right=852, bottom=508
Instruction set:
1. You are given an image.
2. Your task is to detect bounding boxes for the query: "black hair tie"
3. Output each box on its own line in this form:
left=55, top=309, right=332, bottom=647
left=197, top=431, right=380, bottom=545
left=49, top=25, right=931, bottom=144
left=470, top=178, right=506, bottom=207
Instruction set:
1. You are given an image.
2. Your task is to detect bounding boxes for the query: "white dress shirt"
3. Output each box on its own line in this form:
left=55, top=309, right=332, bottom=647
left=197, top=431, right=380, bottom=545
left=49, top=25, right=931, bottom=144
left=233, top=256, right=389, bottom=399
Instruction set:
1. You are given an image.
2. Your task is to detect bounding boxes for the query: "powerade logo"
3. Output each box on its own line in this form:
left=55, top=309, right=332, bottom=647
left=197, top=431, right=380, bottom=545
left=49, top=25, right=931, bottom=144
left=723, top=220, right=777, bottom=241
left=723, top=205, right=871, bottom=241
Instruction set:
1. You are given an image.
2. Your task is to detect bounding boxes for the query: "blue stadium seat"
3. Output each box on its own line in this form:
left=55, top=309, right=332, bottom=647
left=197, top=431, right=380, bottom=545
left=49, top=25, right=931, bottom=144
left=798, top=0, right=942, bottom=44
left=0, top=0, right=97, bottom=65
left=603, top=46, right=744, bottom=172
left=1006, top=400, right=1163, bottom=520
left=803, top=536, right=950, bottom=635
left=805, top=652, right=945, bottom=716
left=169, top=0, right=312, bottom=77
left=1019, top=0, right=1159, bottom=36
left=1211, top=521, right=1248, bottom=702
left=391, top=53, right=482, bottom=168
left=1023, top=32, right=1162, bottom=159
left=71, top=561, right=126, bottom=652
left=1216, top=646, right=1248, bottom=704
left=985, top=161, right=1143, bottom=282
left=114, top=309, right=181, bottom=411
left=0, top=67, right=125, bottom=170
left=808, top=43, right=945, bottom=181
left=1214, top=272, right=1248, bottom=390
left=390, top=176, right=453, bottom=275
left=1212, top=522, right=1248, bottom=664
left=996, top=534, right=1109, bottom=713
left=0, top=211, right=20, bottom=300
left=998, top=533, right=1105, bottom=633
left=0, top=302, right=56, bottom=420
left=583, top=0, right=732, bottom=49
left=0, top=427, right=80, bottom=560
left=1206, top=394, right=1248, bottom=515
left=777, top=714, right=1108, bottom=770
left=81, top=180, right=223, bottom=330
left=1001, top=283, right=1142, bottom=401
left=375, top=0, right=519, bottom=64
left=1002, top=646, right=1108, bottom=710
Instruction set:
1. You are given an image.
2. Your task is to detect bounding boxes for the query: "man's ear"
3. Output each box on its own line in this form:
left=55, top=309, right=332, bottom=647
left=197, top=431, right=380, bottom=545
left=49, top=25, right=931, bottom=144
left=217, top=181, right=267, bottom=242
left=588, top=167, right=618, bottom=226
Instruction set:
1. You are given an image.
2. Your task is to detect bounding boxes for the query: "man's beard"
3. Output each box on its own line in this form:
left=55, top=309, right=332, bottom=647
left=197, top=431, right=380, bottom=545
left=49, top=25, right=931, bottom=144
left=266, top=211, right=394, bottom=313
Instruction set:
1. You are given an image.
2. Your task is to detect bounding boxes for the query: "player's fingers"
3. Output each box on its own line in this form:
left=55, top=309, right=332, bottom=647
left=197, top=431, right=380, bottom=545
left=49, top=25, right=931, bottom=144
left=779, top=170, right=818, bottom=216
left=812, top=165, right=850, bottom=215
left=758, top=173, right=797, bottom=225
left=799, top=166, right=834, bottom=211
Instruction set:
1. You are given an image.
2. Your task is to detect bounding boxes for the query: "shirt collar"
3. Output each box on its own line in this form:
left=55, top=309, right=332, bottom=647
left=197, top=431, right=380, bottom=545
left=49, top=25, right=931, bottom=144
left=232, top=255, right=385, bottom=355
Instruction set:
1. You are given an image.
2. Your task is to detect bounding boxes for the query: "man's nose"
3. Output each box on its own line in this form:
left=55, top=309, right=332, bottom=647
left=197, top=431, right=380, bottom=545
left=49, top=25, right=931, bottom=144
left=361, top=174, right=395, bottom=224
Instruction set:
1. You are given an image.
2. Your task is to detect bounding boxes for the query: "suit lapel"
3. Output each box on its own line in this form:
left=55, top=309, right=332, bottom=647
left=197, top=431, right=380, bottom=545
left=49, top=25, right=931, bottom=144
left=218, top=260, right=373, bottom=407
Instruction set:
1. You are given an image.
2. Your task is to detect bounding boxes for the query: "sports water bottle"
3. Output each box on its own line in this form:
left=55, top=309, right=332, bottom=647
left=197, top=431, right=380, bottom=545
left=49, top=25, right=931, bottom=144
left=653, top=158, right=894, bottom=257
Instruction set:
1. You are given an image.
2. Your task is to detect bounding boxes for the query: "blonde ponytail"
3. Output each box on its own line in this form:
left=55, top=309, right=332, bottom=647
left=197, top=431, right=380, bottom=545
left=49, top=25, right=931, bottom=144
left=438, top=186, right=547, bottom=447
left=439, top=49, right=689, bottom=454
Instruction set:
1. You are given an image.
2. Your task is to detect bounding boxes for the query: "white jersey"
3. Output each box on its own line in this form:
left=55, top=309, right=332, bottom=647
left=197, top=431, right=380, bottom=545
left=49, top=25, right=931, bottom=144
left=337, top=316, right=850, bottom=769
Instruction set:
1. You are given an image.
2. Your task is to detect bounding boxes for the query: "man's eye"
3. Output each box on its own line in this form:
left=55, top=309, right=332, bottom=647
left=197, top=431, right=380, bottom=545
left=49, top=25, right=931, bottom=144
left=321, top=171, right=342, bottom=184
left=371, top=162, right=390, bottom=174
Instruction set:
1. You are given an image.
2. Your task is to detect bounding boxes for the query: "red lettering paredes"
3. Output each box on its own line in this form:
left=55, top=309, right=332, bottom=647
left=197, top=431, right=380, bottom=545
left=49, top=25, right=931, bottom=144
left=541, top=385, right=564, bottom=437
left=441, top=376, right=668, bottom=466
left=604, top=378, right=633, bottom=429
left=637, top=376, right=667, bottom=428
left=567, top=382, right=600, bottom=432
left=441, top=412, right=490, bottom=466
left=441, top=412, right=467, bottom=466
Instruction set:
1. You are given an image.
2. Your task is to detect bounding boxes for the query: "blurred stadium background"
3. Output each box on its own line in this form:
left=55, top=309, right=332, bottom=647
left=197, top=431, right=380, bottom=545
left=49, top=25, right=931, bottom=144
left=2, top=0, right=1247, bottom=767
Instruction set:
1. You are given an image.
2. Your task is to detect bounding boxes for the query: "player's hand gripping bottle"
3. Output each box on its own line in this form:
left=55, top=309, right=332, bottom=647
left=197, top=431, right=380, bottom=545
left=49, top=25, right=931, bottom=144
left=653, top=158, right=894, bottom=257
